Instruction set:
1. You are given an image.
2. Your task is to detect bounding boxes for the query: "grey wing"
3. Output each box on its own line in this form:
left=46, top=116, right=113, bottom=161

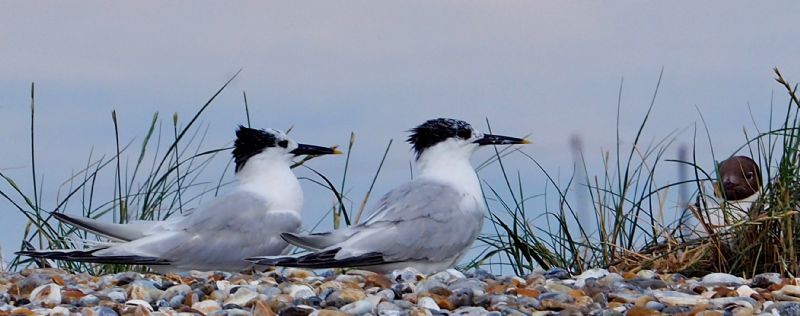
left=99, top=191, right=302, bottom=268
left=336, top=179, right=484, bottom=262
left=361, top=180, right=462, bottom=224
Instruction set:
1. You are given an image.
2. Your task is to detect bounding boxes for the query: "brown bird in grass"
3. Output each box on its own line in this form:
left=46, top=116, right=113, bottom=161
left=716, top=156, right=762, bottom=201
left=687, top=156, right=762, bottom=237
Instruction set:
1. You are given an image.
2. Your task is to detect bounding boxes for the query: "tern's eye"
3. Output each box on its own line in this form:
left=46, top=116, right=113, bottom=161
left=746, top=172, right=754, bottom=179
left=456, top=129, right=471, bottom=139
left=278, top=140, right=289, bottom=148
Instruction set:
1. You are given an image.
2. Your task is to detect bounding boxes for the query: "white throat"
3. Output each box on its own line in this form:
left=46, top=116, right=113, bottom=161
left=236, top=150, right=303, bottom=213
left=415, top=140, right=482, bottom=199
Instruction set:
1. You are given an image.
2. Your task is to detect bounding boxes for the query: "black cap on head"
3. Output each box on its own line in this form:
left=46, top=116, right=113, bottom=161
left=233, top=126, right=279, bottom=172
left=407, top=118, right=473, bottom=158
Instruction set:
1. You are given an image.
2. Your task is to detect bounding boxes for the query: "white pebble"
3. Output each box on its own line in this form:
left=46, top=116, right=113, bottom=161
left=193, top=299, right=221, bottom=314
left=224, top=287, right=258, bottom=306
left=30, top=284, right=61, bottom=307
left=125, top=299, right=154, bottom=311
left=737, top=285, right=758, bottom=298
left=289, top=284, right=316, bottom=299
left=340, top=299, right=375, bottom=315
left=417, top=296, right=440, bottom=311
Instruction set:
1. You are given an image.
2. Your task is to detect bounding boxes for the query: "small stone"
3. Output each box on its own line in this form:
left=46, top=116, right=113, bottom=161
left=160, top=284, right=191, bottom=300
left=325, top=288, right=366, bottom=307
left=225, top=287, right=258, bottom=307
left=316, top=310, right=348, bottom=316
left=417, top=296, right=440, bottom=311
left=393, top=267, right=424, bottom=283
left=107, top=291, right=126, bottom=303
left=636, top=270, right=657, bottom=279
left=709, top=296, right=756, bottom=309
left=93, top=306, right=119, bottom=316
left=49, top=306, right=70, bottom=316
left=125, top=299, right=153, bottom=312
left=626, top=278, right=668, bottom=290
left=128, top=280, right=163, bottom=303
left=468, top=269, right=495, bottom=280
left=626, top=306, right=660, bottom=316
left=644, top=301, right=665, bottom=311
left=653, top=291, right=708, bottom=306
left=253, top=300, right=276, bottom=316
left=29, top=284, right=61, bottom=307
left=78, top=294, right=101, bottom=307
left=365, top=274, right=392, bottom=289
left=695, top=311, right=724, bottom=316
left=766, top=302, right=800, bottom=316
left=193, top=299, right=221, bottom=314
left=752, top=272, right=782, bottom=288
left=540, top=298, right=571, bottom=310
left=340, top=299, right=375, bottom=315
left=17, top=274, right=51, bottom=295
left=377, top=301, right=403, bottom=315
left=376, top=289, right=395, bottom=301
left=426, top=293, right=454, bottom=310
left=574, top=268, right=609, bottom=288
left=168, top=294, right=185, bottom=308
left=9, top=307, right=36, bottom=316
left=736, top=285, right=758, bottom=298
left=516, top=288, right=539, bottom=298
left=418, top=280, right=447, bottom=294
left=729, top=306, right=755, bottom=316
left=451, top=306, right=490, bottom=316
left=61, top=288, right=85, bottom=304
left=544, top=282, right=573, bottom=294
left=700, top=273, right=745, bottom=286
left=288, top=284, right=316, bottom=299
left=280, top=305, right=315, bottom=316
left=285, top=268, right=314, bottom=279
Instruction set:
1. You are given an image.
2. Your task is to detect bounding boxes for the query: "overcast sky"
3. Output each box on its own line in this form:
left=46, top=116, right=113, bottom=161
left=1, top=1, right=799, bottom=267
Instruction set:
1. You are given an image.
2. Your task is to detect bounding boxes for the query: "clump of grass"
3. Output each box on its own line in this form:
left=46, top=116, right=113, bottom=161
left=691, top=68, right=800, bottom=277
left=0, top=72, right=384, bottom=274
left=3, top=73, right=245, bottom=274
left=478, top=68, right=800, bottom=278
left=3, top=71, right=331, bottom=274
left=471, top=70, right=676, bottom=275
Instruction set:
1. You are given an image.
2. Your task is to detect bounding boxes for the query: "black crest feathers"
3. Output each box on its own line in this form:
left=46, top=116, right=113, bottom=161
left=407, top=118, right=472, bottom=158
left=233, top=126, right=277, bottom=172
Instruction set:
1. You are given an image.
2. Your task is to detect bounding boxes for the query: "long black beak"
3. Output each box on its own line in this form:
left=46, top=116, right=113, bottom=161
left=290, top=144, right=343, bottom=156
left=473, top=134, right=532, bottom=146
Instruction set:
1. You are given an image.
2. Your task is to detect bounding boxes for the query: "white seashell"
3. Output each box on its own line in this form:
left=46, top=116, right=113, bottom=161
left=30, top=284, right=62, bottom=307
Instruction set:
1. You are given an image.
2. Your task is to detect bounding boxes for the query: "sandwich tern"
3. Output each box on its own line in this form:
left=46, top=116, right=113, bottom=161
left=246, top=118, right=530, bottom=274
left=18, top=126, right=341, bottom=272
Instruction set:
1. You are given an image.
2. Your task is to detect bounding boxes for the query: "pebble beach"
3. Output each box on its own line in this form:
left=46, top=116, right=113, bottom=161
left=1, top=267, right=798, bottom=315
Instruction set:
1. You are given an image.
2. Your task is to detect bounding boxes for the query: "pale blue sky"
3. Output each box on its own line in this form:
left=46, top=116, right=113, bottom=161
left=1, top=1, right=799, bottom=266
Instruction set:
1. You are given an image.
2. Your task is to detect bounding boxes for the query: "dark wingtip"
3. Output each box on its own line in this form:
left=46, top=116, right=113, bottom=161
left=279, top=232, right=294, bottom=244
left=16, top=249, right=171, bottom=265
left=243, top=256, right=291, bottom=265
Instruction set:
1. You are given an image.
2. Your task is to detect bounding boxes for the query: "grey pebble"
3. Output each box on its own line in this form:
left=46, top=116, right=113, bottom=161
left=78, top=294, right=100, bottom=307
left=767, top=302, right=800, bottom=316
left=752, top=272, right=783, bottom=288
left=544, top=267, right=570, bottom=280
left=106, top=290, right=127, bottom=303
left=644, top=301, right=665, bottom=311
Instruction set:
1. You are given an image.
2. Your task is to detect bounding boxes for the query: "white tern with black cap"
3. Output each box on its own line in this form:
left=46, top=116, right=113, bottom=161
left=246, top=118, right=530, bottom=274
left=18, top=126, right=341, bottom=272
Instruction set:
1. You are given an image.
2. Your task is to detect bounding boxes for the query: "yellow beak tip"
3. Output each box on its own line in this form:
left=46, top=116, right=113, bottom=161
left=521, top=139, right=533, bottom=144
left=331, top=146, right=344, bottom=155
